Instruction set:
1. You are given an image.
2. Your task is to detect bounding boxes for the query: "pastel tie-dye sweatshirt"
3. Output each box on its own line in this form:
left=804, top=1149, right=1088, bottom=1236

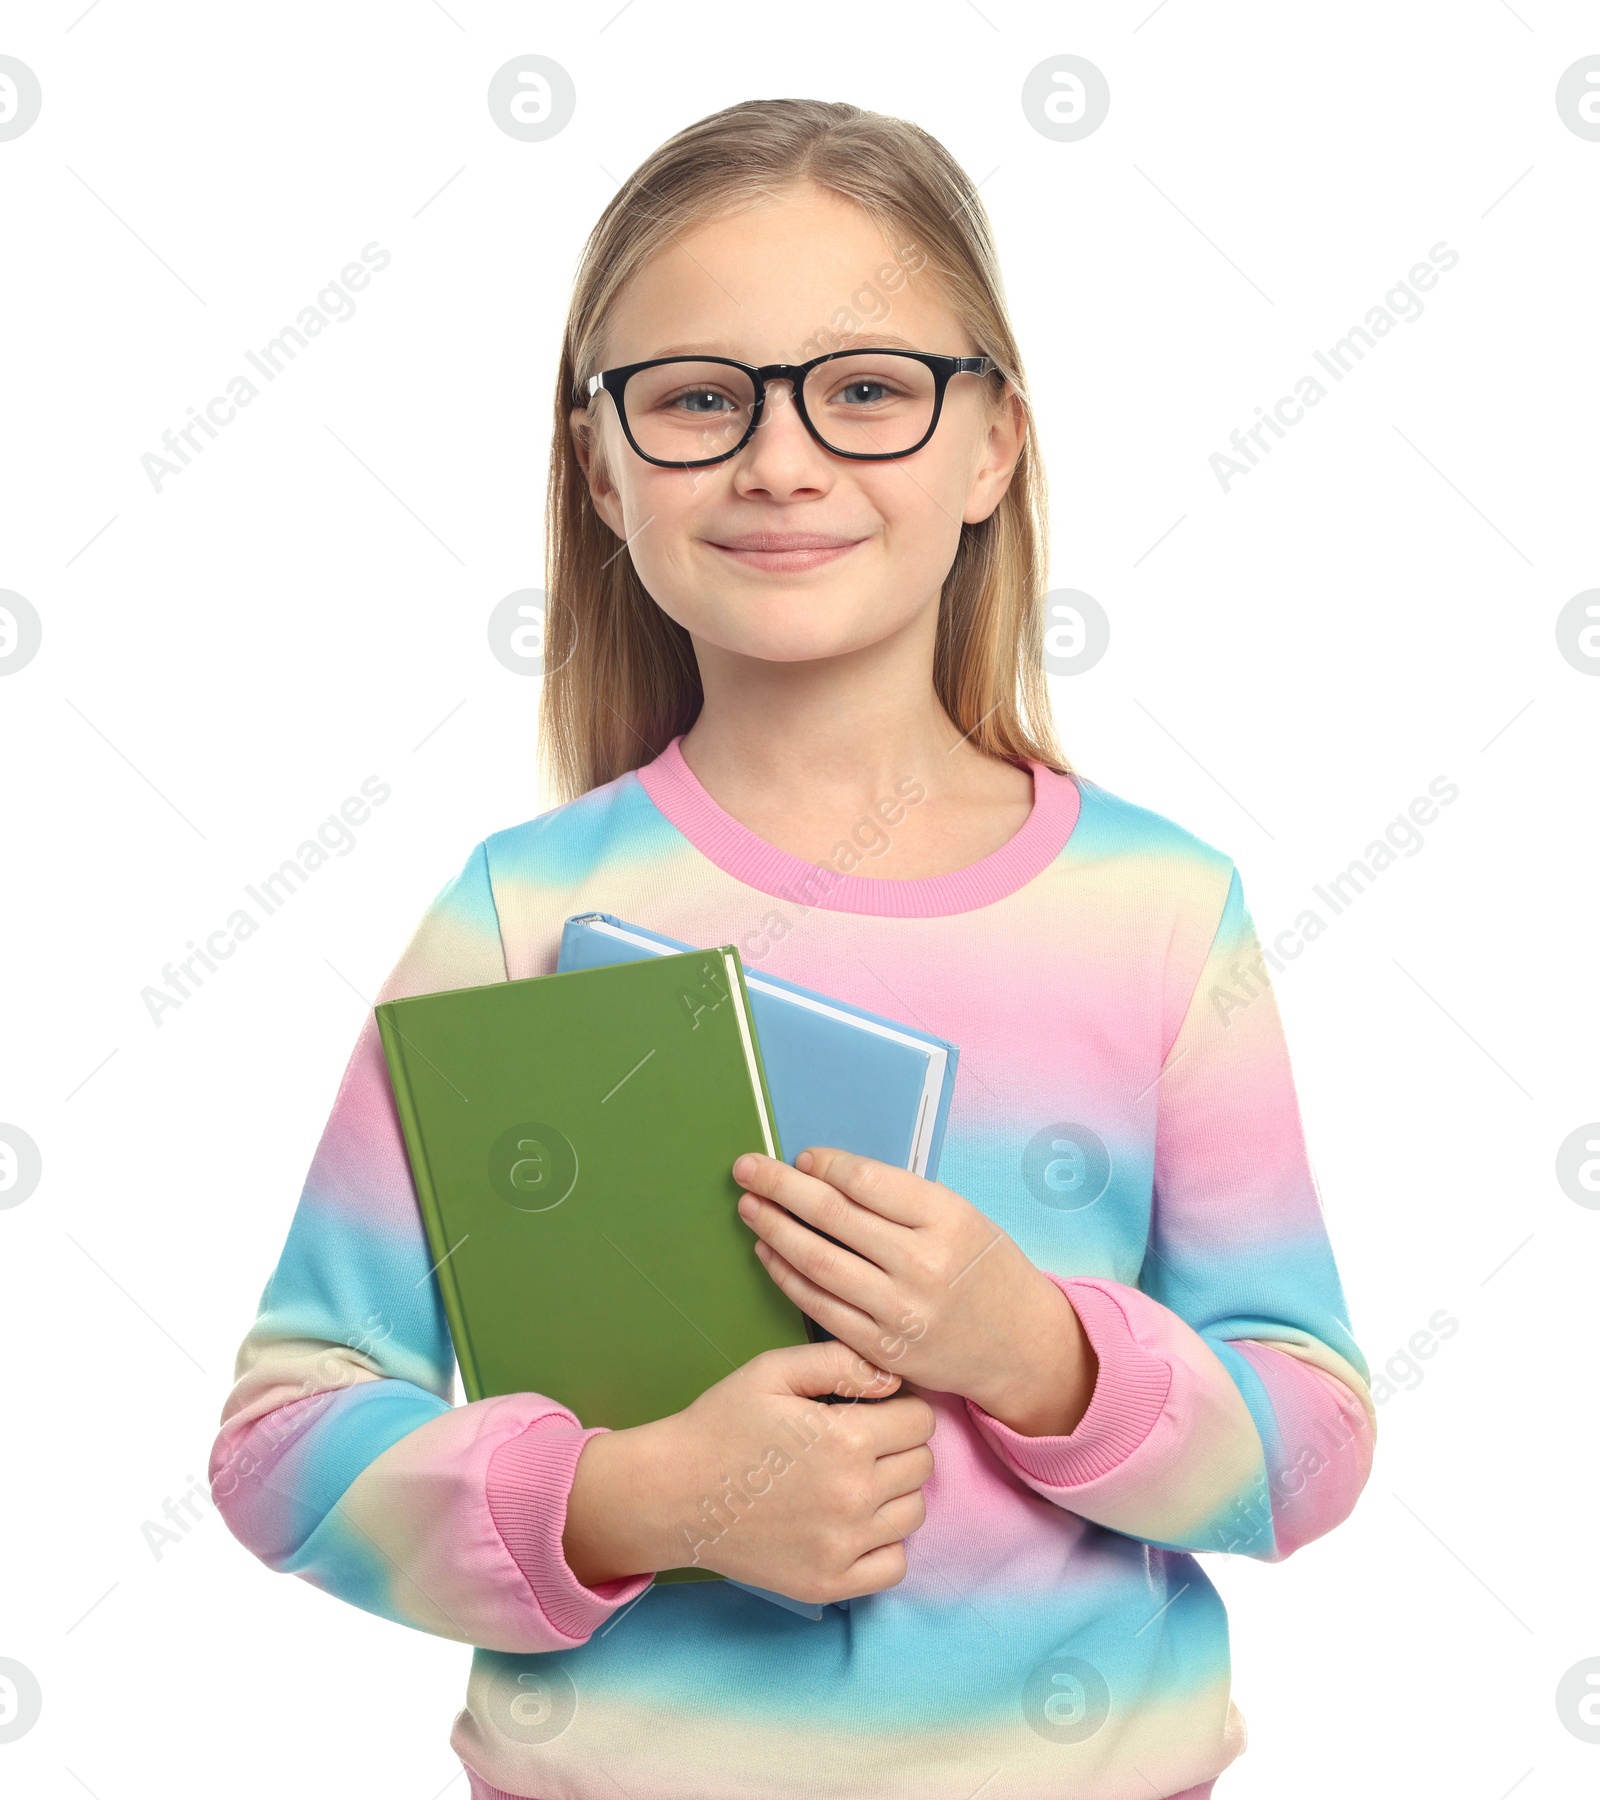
left=210, top=737, right=1376, bottom=1800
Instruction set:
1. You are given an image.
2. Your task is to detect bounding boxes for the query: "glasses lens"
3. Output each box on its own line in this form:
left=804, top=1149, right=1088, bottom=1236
left=621, top=360, right=757, bottom=463
left=803, top=352, right=937, bottom=456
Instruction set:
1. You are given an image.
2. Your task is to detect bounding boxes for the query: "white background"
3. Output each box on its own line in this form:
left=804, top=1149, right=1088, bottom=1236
left=1, top=2, right=1596, bottom=1794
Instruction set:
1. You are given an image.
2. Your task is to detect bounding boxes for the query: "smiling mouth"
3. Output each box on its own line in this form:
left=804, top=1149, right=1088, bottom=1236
left=706, top=535, right=866, bottom=572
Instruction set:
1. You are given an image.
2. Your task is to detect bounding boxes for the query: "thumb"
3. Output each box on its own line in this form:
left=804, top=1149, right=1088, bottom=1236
left=764, top=1337, right=901, bottom=1402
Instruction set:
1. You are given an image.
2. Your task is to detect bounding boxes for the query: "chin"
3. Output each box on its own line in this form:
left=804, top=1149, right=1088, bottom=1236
left=680, top=600, right=911, bottom=667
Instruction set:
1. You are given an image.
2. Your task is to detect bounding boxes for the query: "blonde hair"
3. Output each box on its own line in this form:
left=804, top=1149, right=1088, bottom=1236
left=541, top=97, right=1069, bottom=803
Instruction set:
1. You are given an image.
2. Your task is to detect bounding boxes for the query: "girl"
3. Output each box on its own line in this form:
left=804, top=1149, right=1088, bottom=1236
left=211, top=99, right=1376, bottom=1800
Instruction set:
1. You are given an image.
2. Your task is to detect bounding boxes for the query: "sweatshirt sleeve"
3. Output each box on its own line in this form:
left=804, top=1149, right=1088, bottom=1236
left=208, top=841, right=653, bottom=1651
left=965, top=863, right=1376, bottom=1562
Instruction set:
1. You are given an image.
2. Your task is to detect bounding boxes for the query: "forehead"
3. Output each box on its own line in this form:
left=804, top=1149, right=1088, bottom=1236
left=600, top=182, right=967, bottom=365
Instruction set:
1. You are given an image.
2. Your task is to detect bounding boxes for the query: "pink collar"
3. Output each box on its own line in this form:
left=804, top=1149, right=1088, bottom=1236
left=635, top=735, right=1081, bottom=918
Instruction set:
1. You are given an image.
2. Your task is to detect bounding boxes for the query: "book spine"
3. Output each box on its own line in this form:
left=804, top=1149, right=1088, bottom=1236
left=723, top=948, right=784, bottom=1164
left=374, top=1002, right=486, bottom=1403
left=923, top=1044, right=961, bottom=1184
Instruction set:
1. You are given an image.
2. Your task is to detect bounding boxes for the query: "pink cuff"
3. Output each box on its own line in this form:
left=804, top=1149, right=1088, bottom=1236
left=486, top=1420, right=653, bottom=1640
left=965, top=1277, right=1172, bottom=1489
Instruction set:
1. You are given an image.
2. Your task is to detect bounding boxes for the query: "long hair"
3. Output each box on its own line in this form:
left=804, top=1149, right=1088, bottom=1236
left=541, top=98, right=1069, bottom=802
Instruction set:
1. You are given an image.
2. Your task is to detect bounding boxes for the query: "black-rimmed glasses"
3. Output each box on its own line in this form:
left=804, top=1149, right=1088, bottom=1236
left=576, top=348, right=999, bottom=468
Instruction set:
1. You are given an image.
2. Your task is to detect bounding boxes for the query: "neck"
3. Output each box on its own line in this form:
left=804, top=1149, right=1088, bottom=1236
left=679, top=603, right=963, bottom=807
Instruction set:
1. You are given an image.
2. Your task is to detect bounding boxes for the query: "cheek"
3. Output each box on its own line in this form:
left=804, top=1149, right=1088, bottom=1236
left=861, top=439, right=977, bottom=574
left=610, top=468, right=711, bottom=583
left=862, top=427, right=972, bottom=505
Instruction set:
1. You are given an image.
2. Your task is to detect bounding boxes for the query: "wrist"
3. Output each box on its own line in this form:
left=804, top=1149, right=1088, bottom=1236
left=563, top=1418, right=680, bottom=1586
left=969, top=1276, right=1098, bottom=1437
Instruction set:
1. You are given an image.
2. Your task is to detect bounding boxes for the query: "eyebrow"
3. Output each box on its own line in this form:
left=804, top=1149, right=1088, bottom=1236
left=643, top=331, right=925, bottom=359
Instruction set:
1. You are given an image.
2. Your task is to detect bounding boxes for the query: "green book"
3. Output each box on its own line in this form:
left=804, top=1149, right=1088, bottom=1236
left=375, top=946, right=815, bottom=1585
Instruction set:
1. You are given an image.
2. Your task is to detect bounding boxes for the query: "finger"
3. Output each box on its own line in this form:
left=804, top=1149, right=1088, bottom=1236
left=872, top=1445, right=934, bottom=1505
left=865, top=1392, right=939, bottom=1455
left=759, top=1336, right=899, bottom=1401
left=864, top=1489, right=926, bottom=1546
left=734, top=1151, right=908, bottom=1254
left=796, top=1147, right=940, bottom=1227
left=747, top=1210, right=893, bottom=1319
left=754, top=1245, right=921, bottom=1386
left=838, top=1541, right=908, bottom=1599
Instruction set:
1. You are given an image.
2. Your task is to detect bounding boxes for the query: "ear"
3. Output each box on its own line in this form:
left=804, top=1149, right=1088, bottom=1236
left=961, top=383, right=1026, bottom=526
left=568, top=403, right=627, bottom=540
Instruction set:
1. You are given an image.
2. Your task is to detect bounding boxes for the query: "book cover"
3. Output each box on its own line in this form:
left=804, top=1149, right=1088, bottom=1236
left=376, top=946, right=814, bottom=1591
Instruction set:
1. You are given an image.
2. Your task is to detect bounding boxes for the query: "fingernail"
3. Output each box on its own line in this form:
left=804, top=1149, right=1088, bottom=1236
left=737, top=1194, right=758, bottom=1220
left=732, top=1154, right=757, bottom=1181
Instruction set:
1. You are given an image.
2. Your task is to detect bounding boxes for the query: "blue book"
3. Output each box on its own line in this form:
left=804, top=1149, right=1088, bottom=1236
left=558, top=911, right=960, bottom=1624
left=559, top=913, right=958, bottom=1179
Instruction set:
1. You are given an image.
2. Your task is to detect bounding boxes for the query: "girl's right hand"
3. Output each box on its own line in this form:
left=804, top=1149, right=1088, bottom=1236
left=563, top=1339, right=936, bottom=1605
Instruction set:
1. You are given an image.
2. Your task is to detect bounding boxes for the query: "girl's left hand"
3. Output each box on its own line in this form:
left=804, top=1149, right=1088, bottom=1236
left=732, top=1148, right=1098, bottom=1437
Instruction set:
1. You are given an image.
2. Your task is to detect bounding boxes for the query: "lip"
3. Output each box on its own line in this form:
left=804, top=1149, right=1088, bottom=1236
left=706, top=532, right=866, bottom=573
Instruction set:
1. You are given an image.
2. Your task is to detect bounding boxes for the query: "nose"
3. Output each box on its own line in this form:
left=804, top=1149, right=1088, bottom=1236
left=731, top=377, right=833, bottom=496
